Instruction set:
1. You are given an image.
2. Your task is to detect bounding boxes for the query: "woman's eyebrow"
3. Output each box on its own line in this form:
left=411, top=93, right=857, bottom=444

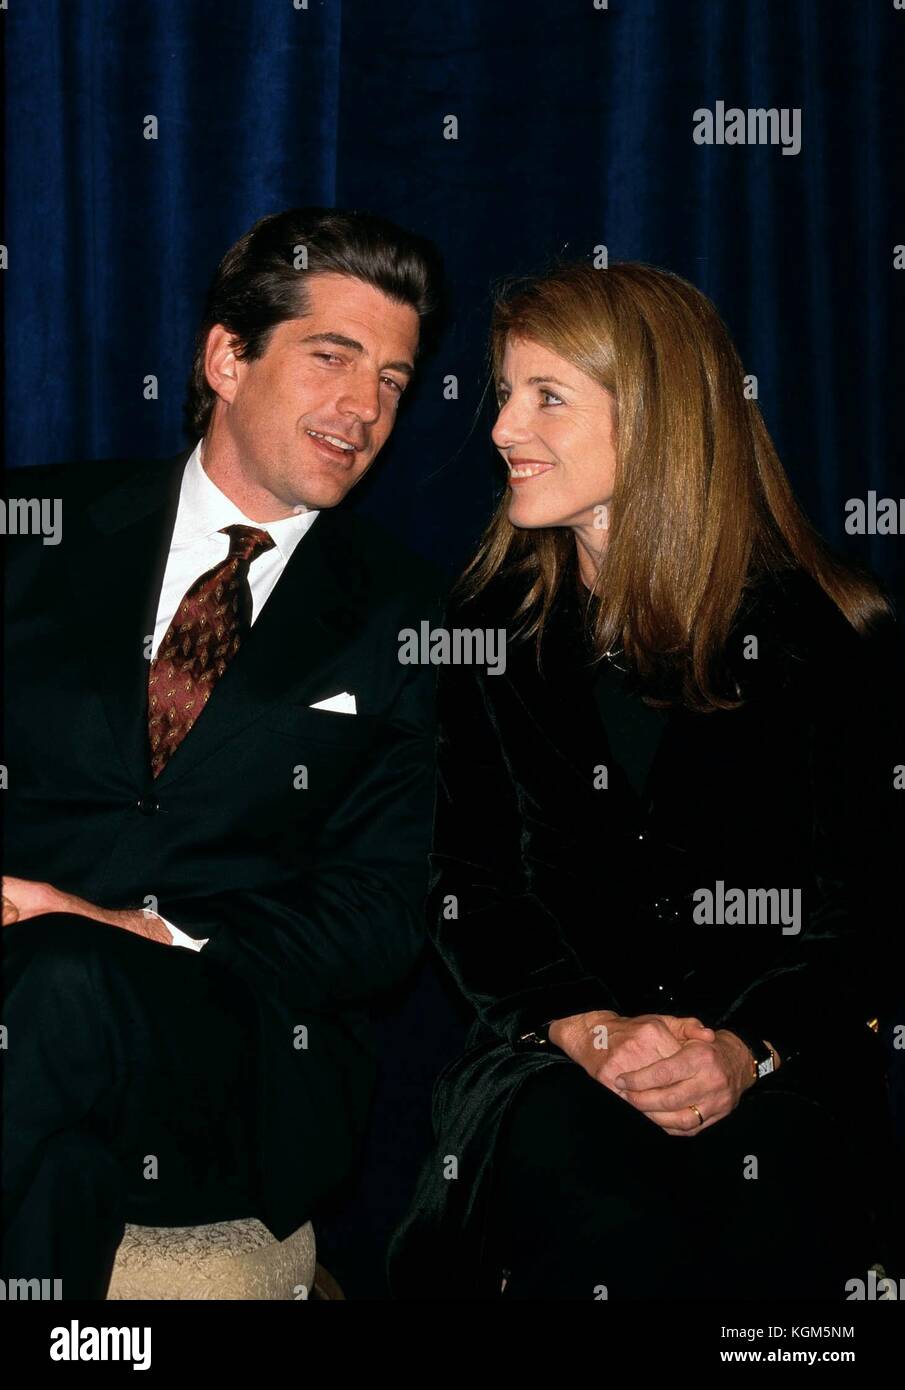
left=497, top=374, right=572, bottom=389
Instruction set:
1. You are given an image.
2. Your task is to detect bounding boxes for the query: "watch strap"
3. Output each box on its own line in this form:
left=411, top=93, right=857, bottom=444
left=515, top=1020, right=555, bottom=1049
left=729, top=1027, right=777, bottom=1081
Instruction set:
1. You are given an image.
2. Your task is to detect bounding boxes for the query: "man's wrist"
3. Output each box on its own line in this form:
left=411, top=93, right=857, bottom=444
left=55, top=892, right=169, bottom=942
left=126, top=908, right=173, bottom=943
left=85, top=903, right=172, bottom=944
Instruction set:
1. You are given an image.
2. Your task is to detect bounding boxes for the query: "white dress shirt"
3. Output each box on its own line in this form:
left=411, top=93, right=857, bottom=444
left=152, top=440, right=320, bottom=950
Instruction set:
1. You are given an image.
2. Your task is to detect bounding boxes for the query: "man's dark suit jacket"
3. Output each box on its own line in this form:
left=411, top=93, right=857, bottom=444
left=2, top=448, right=442, bottom=1240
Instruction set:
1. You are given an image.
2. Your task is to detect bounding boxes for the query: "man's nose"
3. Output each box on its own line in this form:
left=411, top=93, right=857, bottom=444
left=337, top=373, right=381, bottom=426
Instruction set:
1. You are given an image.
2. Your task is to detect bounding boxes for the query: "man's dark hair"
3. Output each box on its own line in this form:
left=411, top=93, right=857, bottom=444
left=185, top=207, right=445, bottom=439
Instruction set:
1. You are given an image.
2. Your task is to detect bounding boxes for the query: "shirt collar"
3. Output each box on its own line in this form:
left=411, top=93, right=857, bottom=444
left=171, top=440, right=320, bottom=564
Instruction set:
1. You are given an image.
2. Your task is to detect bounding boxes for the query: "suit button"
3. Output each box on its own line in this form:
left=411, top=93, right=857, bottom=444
left=137, top=796, right=159, bottom=816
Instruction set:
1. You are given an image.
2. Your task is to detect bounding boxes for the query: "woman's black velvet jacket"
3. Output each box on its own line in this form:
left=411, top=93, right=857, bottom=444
left=388, top=566, right=903, bottom=1298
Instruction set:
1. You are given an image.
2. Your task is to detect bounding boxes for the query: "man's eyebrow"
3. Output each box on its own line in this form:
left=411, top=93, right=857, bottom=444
left=298, top=331, right=414, bottom=378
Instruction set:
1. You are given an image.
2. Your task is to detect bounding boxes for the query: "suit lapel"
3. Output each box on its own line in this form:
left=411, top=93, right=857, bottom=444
left=67, top=452, right=370, bottom=791
left=152, top=504, right=368, bottom=789
left=65, top=452, right=188, bottom=791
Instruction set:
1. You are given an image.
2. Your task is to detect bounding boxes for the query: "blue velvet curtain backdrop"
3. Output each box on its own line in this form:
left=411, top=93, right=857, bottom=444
left=4, top=0, right=905, bottom=1297
left=5, top=0, right=904, bottom=598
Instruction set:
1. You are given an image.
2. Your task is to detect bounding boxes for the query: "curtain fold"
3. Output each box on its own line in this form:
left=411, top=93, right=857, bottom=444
left=4, top=0, right=903, bottom=594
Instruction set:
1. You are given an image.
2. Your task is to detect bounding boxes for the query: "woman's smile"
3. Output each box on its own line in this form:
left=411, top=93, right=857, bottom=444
left=507, top=457, right=556, bottom=483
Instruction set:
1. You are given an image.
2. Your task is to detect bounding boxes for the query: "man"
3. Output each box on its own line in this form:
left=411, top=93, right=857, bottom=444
left=1, top=207, right=445, bottom=1298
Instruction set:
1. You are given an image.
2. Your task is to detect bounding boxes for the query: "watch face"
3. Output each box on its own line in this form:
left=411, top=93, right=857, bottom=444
left=757, top=1056, right=775, bottom=1079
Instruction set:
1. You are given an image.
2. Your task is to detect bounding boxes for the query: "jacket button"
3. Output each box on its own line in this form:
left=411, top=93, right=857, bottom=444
left=137, top=796, right=159, bottom=816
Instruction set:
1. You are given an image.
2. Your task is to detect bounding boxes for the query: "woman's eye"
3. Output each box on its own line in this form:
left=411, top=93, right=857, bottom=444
left=495, top=386, right=561, bottom=407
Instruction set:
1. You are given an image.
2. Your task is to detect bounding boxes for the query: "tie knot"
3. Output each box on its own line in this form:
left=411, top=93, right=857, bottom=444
left=220, top=524, right=276, bottom=566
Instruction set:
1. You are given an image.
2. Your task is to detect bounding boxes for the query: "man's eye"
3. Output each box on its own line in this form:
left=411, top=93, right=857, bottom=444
left=381, top=376, right=403, bottom=395
left=314, top=352, right=343, bottom=364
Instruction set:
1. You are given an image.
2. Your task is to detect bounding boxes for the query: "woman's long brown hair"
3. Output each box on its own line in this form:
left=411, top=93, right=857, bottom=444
left=459, top=261, right=889, bottom=711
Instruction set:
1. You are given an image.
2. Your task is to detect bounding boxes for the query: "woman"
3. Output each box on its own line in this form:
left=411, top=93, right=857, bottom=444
left=388, top=262, right=904, bottom=1300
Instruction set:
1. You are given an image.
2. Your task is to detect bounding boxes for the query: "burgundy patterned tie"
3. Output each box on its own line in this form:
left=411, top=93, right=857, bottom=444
left=148, top=524, right=276, bottom=778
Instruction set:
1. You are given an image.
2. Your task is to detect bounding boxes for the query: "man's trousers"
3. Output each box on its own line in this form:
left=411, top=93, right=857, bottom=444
left=1, top=913, right=261, bottom=1299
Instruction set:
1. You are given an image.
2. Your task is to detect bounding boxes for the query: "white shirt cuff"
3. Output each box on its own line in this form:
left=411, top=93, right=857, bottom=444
left=156, top=914, right=209, bottom=951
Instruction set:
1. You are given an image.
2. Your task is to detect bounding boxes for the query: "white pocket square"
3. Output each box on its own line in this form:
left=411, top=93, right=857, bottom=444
left=308, top=691, right=357, bottom=715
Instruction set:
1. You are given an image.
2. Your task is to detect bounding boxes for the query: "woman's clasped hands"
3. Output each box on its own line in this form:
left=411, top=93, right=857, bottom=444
left=547, top=1009, right=761, bottom=1135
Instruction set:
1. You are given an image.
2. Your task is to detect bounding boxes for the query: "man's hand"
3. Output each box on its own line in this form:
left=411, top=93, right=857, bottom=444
left=547, top=1009, right=717, bottom=1100
left=613, top=1029, right=770, bottom=1135
left=1, top=876, right=172, bottom=944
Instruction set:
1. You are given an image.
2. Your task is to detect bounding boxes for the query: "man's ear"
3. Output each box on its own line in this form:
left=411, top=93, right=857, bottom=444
left=204, top=324, right=243, bottom=408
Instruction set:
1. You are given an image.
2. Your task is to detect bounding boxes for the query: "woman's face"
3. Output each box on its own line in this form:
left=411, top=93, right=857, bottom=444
left=492, top=336, right=617, bottom=537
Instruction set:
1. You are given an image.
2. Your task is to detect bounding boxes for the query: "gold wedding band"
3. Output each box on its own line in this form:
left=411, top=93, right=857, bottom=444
left=688, top=1104, right=704, bottom=1126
